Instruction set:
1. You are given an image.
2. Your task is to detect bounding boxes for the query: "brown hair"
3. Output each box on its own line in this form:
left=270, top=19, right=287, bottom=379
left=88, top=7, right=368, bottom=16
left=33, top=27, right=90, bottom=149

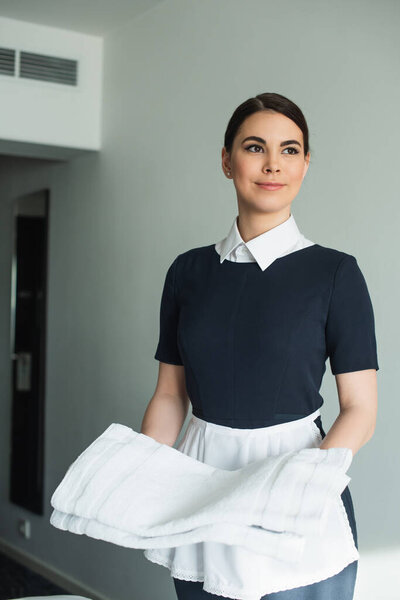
left=224, top=92, right=310, bottom=158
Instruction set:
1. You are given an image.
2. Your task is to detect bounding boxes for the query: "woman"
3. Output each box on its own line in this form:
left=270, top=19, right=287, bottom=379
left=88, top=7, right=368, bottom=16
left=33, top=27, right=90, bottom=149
left=141, top=92, right=379, bottom=600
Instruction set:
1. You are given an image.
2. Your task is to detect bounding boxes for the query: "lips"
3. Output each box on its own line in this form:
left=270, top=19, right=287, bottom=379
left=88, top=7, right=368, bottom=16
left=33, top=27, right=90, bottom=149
left=256, top=183, right=285, bottom=190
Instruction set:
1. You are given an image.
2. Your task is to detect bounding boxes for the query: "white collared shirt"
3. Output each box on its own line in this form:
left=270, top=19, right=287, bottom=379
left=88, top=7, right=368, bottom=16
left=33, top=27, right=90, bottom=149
left=215, top=213, right=315, bottom=271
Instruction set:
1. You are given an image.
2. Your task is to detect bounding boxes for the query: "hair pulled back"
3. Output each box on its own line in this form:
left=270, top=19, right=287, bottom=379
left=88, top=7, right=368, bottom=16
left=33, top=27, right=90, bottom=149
left=224, top=92, right=310, bottom=158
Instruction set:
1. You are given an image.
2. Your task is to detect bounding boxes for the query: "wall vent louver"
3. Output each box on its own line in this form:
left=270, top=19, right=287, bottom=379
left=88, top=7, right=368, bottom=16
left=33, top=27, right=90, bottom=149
left=20, top=51, right=78, bottom=86
left=0, top=47, right=16, bottom=76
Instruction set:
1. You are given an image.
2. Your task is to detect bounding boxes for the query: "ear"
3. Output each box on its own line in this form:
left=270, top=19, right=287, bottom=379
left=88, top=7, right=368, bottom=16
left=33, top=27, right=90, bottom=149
left=221, top=146, right=231, bottom=171
left=303, top=152, right=310, bottom=178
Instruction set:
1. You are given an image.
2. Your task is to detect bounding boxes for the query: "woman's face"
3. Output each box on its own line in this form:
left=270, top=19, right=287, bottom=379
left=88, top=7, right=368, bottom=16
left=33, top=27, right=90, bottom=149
left=222, top=110, right=310, bottom=214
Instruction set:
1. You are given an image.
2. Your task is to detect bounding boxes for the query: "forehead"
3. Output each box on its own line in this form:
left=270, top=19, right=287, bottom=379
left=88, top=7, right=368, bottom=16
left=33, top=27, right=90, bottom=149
left=236, top=111, right=303, bottom=141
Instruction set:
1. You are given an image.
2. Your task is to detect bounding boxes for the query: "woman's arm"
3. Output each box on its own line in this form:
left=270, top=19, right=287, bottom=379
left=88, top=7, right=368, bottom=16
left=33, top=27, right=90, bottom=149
left=141, top=362, right=190, bottom=447
left=318, top=369, right=378, bottom=457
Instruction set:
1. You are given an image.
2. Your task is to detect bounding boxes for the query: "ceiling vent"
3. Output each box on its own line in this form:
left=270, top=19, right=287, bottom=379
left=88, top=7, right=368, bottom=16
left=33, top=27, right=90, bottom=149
left=0, top=47, right=16, bottom=76
left=20, top=50, right=78, bottom=86
left=0, top=46, right=77, bottom=86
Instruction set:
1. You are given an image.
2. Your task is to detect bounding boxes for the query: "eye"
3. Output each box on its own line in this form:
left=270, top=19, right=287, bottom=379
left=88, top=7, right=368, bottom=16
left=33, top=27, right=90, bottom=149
left=244, top=144, right=263, bottom=153
left=283, top=147, right=299, bottom=155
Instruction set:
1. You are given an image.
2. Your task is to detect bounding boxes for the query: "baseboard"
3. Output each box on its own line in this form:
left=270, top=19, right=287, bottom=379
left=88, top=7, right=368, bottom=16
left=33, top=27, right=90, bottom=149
left=0, top=537, right=110, bottom=600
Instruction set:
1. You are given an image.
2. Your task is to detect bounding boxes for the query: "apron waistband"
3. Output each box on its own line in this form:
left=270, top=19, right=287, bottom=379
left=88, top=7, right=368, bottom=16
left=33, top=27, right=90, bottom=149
left=190, top=408, right=321, bottom=437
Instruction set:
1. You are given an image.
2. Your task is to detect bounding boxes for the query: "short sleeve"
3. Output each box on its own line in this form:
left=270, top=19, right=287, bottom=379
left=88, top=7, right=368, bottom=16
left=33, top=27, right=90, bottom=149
left=325, top=255, right=379, bottom=375
left=154, top=256, right=184, bottom=365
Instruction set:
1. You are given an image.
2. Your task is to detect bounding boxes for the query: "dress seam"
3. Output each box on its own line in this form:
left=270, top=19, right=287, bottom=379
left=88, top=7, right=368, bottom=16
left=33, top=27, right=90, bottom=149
left=273, top=305, right=314, bottom=414
left=231, top=271, right=249, bottom=420
left=324, top=254, right=350, bottom=327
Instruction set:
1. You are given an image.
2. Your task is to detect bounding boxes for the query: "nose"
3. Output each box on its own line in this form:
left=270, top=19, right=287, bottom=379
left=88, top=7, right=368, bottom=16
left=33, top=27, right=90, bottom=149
left=262, top=153, right=281, bottom=173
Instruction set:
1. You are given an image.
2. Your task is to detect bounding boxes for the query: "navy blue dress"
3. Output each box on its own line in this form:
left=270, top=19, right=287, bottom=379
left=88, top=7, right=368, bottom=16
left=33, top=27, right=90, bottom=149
left=155, top=243, right=379, bottom=427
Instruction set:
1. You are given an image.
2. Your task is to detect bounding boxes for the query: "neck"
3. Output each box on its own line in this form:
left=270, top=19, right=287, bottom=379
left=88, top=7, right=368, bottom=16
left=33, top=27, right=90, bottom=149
left=236, top=208, right=292, bottom=243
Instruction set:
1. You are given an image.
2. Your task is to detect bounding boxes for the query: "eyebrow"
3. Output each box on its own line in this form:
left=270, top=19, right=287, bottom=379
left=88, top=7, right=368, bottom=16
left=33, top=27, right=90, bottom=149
left=241, top=136, right=302, bottom=148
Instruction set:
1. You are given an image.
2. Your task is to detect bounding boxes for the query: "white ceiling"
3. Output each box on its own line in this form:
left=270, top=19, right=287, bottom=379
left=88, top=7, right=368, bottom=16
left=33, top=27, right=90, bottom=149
left=0, top=0, right=166, bottom=36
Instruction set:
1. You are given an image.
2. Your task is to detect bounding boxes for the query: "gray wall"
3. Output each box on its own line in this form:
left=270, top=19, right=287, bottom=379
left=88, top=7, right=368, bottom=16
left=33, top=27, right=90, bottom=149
left=0, top=1, right=398, bottom=599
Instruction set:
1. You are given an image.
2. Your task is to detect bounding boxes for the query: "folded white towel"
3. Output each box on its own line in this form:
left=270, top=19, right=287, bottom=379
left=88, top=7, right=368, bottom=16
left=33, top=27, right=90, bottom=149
left=50, top=423, right=352, bottom=565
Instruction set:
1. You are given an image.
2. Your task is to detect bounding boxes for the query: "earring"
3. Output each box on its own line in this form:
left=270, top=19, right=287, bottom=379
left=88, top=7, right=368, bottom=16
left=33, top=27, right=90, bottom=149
left=227, top=170, right=231, bottom=177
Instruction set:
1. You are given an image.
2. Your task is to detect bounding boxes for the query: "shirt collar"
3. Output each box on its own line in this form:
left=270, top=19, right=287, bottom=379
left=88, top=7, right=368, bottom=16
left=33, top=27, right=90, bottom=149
left=218, top=213, right=303, bottom=271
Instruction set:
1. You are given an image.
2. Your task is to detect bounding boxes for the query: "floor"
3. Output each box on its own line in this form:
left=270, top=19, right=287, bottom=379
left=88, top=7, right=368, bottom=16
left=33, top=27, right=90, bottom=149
left=0, top=550, right=69, bottom=600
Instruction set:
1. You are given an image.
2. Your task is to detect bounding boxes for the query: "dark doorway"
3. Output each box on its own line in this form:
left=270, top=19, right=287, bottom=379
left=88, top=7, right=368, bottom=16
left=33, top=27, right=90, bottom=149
left=10, top=189, right=50, bottom=515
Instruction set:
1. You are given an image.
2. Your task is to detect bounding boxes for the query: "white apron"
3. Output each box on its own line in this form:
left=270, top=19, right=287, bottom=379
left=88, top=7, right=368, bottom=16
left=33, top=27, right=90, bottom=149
left=144, top=408, right=359, bottom=599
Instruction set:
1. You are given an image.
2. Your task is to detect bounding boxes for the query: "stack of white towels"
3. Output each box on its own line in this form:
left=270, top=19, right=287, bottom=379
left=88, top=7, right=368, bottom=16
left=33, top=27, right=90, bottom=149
left=50, top=422, right=353, bottom=566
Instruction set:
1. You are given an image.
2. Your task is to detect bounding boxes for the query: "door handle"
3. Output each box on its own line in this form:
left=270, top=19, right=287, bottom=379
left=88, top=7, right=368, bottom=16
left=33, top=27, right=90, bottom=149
left=12, top=352, right=32, bottom=392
